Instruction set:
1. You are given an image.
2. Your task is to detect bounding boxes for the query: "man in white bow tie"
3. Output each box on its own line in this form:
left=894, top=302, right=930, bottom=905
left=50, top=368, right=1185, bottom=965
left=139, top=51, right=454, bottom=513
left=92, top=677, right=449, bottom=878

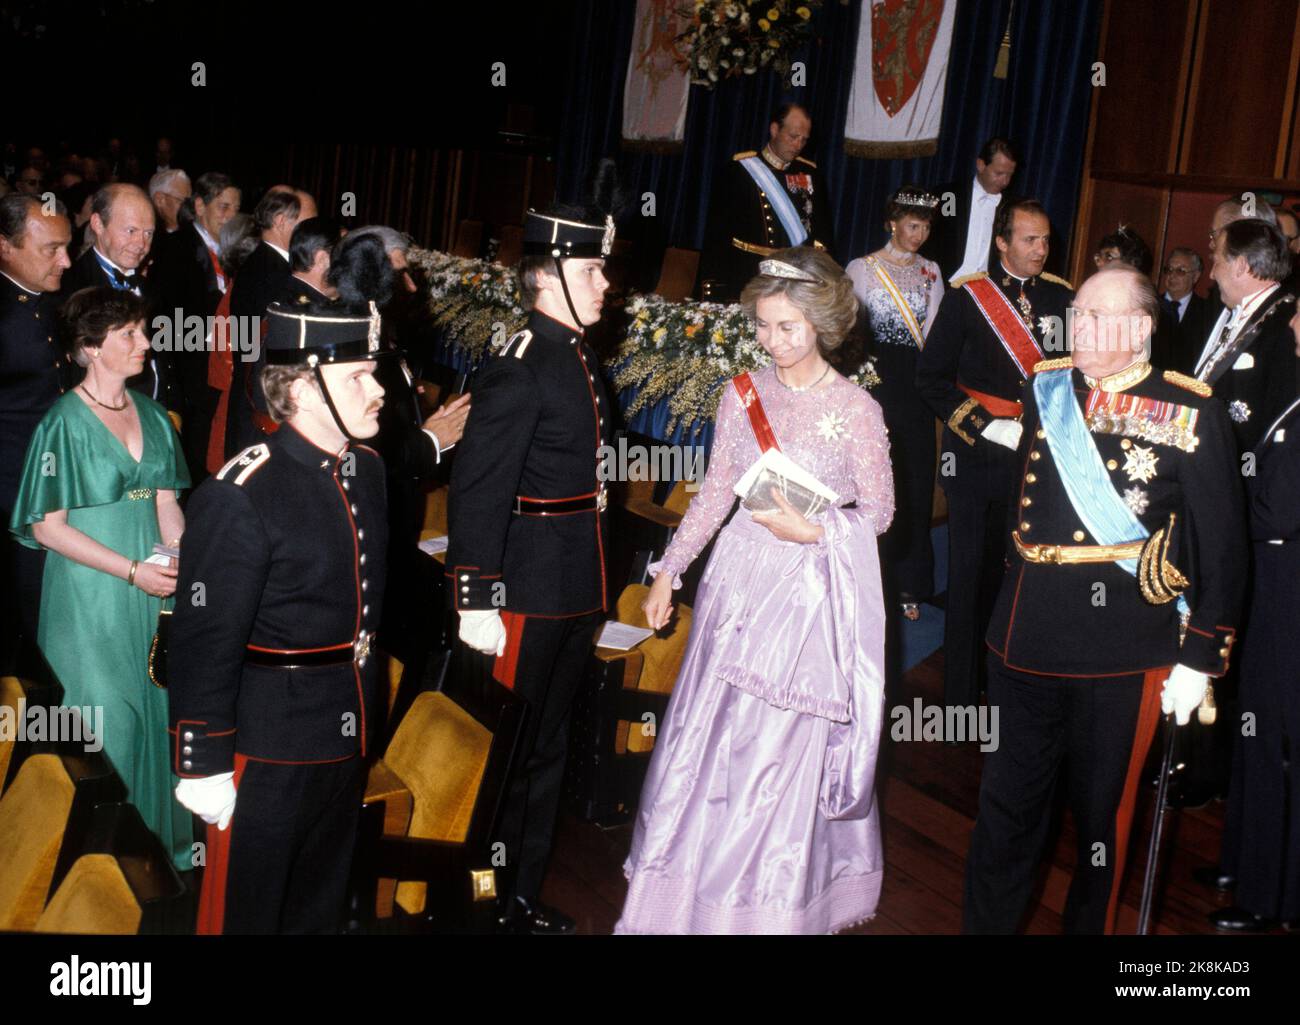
left=1196, top=217, right=1298, bottom=453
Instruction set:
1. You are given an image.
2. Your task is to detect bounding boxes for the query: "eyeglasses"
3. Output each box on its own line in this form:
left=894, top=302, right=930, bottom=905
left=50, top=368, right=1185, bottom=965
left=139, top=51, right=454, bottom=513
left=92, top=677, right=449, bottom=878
left=1162, top=265, right=1194, bottom=275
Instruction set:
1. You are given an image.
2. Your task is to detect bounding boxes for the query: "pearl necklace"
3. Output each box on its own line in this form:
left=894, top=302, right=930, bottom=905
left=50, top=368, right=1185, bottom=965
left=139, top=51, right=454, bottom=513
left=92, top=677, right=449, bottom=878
left=775, top=362, right=831, bottom=393
left=883, top=239, right=917, bottom=266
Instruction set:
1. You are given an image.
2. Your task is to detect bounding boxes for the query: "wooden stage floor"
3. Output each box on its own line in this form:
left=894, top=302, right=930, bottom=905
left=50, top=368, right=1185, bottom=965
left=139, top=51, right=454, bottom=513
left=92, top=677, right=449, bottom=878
left=541, top=647, right=1259, bottom=936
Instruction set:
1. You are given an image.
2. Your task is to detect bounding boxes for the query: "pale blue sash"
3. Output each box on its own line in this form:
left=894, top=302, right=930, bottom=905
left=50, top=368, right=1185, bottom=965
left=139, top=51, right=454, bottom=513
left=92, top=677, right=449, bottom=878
left=738, top=157, right=808, bottom=246
left=1034, top=367, right=1188, bottom=614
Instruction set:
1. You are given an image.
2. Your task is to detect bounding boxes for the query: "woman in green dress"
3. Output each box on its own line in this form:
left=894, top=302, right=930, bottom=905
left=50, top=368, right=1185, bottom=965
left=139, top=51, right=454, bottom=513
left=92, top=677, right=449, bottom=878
left=10, top=286, right=193, bottom=870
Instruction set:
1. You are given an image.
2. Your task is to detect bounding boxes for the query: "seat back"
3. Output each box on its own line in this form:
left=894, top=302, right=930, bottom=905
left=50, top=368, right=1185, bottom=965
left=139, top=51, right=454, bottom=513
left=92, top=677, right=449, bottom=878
left=654, top=247, right=700, bottom=302
left=611, top=585, right=692, bottom=754
left=494, top=224, right=524, bottom=267
left=0, top=753, right=76, bottom=930
left=385, top=690, right=493, bottom=913
left=451, top=219, right=484, bottom=259
left=0, top=675, right=23, bottom=795
left=34, top=854, right=142, bottom=935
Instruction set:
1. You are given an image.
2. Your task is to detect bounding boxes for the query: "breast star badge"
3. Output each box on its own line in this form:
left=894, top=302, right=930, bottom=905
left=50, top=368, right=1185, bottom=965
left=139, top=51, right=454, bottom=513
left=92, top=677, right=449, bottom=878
left=816, top=410, right=849, bottom=442
left=1123, top=444, right=1158, bottom=484
left=1123, top=486, right=1150, bottom=515
left=1228, top=400, right=1251, bottom=423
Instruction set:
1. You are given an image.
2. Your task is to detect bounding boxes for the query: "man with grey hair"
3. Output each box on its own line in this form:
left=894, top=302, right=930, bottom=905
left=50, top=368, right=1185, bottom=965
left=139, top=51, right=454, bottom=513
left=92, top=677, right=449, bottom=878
left=965, top=266, right=1246, bottom=934
left=1152, top=245, right=1210, bottom=374
left=147, top=168, right=191, bottom=234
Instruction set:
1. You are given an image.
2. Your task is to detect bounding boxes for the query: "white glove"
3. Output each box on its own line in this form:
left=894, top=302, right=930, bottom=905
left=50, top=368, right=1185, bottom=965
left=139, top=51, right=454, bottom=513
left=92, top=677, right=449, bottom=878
left=1161, top=663, right=1209, bottom=725
left=459, top=609, right=507, bottom=657
left=175, top=772, right=237, bottom=831
left=981, top=418, right=1024, bottom=450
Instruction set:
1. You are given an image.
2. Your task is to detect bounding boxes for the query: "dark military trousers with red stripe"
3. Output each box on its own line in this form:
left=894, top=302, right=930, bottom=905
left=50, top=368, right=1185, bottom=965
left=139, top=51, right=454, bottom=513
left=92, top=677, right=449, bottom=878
left=963, top=656, right=1165, bottom=934
left=196, top=754, right=367, bottom=934
left=491, top=609, right=603, bottom=905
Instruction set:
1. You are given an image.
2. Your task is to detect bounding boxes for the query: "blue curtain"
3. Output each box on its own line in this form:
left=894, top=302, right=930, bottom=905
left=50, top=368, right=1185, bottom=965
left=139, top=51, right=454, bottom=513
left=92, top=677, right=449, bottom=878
left=556, top=0, right=1101, bottom=270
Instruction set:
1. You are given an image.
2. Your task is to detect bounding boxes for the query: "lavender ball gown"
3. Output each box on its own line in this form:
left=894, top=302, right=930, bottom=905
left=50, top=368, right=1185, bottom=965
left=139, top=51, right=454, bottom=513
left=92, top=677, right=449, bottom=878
left=616, top=364, right=894, bottom=934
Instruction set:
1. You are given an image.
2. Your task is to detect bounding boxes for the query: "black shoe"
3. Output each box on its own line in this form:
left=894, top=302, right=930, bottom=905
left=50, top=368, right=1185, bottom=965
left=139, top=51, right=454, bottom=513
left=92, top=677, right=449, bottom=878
left=1209, top=906, right=1277, bottom=933
left=1192, top=866, right=1236, bottom=892
left=499, top=896, right=576, bottom=936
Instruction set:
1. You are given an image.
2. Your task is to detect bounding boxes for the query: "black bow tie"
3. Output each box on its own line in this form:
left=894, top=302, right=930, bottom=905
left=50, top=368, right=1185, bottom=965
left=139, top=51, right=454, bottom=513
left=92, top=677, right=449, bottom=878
left=110, top=267, right=134, bottom=288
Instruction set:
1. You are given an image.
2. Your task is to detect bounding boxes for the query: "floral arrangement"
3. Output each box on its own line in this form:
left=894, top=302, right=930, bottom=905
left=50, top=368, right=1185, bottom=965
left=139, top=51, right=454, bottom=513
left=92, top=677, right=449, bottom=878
left=611, top=293, right=771, bottom=436
left=677, top=1, right=820, bottom=85
left=407, top=247, right=527, bottom=363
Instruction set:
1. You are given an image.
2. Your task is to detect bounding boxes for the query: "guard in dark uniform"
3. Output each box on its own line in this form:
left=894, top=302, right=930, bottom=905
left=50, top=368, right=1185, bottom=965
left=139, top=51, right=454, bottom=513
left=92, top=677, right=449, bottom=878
left=446, top=206, right=613, bottom=934
left=915, top=198, right=1072, bottom=709
left=963, top=267, right=1247, bottom=934
left=1211, top=390, right=1300, bottom=932
left=168, top=301, right=390, bottom=934
left=699, top=103, right=834, bottom=302
left=0, top=195, right=73, bottom=666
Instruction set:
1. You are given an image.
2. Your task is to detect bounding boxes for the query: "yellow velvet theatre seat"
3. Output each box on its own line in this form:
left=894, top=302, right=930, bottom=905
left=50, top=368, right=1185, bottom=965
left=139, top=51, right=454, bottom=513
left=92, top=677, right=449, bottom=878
left=0, top=675, right=25, bottom=795
left=0, top=753, right=76, bottom=931
left=605, top=583, right=692, bottom=755
left=35, top=854, right=142, bottom=934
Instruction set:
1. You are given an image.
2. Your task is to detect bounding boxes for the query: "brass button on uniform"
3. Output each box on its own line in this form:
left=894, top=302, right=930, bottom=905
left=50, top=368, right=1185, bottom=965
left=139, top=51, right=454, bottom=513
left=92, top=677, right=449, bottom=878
left=1036, top=429, right=1046, bottom=439
left=1106, top=459, right=1118, bottom=470
left=1121, top=438, right=1132, bottom=450
left=1020, top=521, right=1031, bottom=531
left=1029, top=451, right=1041, bottom=461
left=1073, top=530, right=1086, bottom=542
left=1025, top=472, right=1037, bottom=483
left=1021, top=497, right=1032, bottom=507
left=1219, top=646, right=1230, bottom=657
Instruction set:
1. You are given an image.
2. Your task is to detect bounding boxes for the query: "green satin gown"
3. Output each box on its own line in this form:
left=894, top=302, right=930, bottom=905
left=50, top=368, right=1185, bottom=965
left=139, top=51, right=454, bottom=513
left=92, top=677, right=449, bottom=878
left=9, top=390, right=193, bottom=871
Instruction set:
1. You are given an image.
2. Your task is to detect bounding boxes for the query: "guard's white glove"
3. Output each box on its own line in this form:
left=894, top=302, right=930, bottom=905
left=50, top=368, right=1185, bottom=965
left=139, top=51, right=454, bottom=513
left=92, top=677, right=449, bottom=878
left=459, top=609, right=507, bottom=657
left=1161, top=663, right=1209, bottom=725
left=981, top=418, right=1023, bottom=451
left=175, top=772, right=237, bottom=831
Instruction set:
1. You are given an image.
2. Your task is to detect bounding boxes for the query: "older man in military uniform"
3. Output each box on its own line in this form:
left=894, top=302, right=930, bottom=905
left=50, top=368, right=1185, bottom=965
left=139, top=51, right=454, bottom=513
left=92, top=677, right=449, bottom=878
left=916, top=198, right=1073, bottom=709
left=446, top=206, right=613, bottom=934
left=168, top=302, right=389, bottom=934
left=699, top=102, right=834, bottom=302
left=963, top=267, right=1247, bottom=934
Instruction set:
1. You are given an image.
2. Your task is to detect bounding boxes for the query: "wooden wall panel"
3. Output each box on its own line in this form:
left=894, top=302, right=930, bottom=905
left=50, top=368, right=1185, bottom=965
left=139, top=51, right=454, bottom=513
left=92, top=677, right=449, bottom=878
left=1181, top=0, right=1300, bottom=177
left=1090, top=0, right=1196, bottom=175
left=1076, top=180, right=1167, bottom=279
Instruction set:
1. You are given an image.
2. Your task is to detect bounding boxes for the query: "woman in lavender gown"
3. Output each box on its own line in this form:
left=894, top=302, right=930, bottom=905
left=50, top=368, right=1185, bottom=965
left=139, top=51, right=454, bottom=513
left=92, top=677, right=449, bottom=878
left=615, top=247, right=894, bottom=934
left=845, top=185, right=945, bottom=621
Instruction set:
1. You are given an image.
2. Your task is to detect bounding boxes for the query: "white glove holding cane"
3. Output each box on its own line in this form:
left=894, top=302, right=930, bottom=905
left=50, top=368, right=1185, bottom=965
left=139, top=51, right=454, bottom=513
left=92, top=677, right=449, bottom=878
left=459, top=609, right=507, bottom=657
left=1160, top=664, right=1209, bottom=725
left=175, top=772, right=237, bottom=831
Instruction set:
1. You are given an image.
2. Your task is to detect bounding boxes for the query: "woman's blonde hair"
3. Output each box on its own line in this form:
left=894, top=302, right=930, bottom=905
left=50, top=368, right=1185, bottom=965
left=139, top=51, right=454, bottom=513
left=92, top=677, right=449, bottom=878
left=738, top=247, right=859, bottom=353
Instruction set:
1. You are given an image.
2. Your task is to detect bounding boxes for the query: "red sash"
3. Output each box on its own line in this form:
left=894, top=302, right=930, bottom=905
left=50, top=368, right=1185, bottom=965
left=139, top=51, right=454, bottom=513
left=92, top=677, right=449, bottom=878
left=731, top=373, right=780, bottom=453
left=963, top=276, right=1044, bottom=378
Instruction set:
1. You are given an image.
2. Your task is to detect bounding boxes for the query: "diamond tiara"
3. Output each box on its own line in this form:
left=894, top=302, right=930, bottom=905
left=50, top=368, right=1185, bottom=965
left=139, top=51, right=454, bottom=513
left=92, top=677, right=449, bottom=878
left=758, top=259, right=820, bottom=283
left=896, top=191, right=940, bottom=209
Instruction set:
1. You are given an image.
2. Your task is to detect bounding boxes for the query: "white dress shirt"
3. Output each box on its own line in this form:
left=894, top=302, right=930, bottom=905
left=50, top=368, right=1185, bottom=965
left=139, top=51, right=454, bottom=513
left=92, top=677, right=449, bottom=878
left=1194, top=282, right=1279, bottom=378
left=950, top=175, right=1002, bottom=283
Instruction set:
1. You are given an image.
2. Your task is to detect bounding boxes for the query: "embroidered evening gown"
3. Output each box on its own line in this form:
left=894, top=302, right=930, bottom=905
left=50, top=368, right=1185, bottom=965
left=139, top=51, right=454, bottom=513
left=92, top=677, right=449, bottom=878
left=10, top=391, right=194, bottom=870
left=616, top=364, right=894, bottom=934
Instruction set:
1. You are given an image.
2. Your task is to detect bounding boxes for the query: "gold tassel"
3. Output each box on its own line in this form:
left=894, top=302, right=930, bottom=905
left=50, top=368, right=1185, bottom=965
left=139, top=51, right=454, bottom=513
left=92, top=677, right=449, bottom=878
left=1198, top=681, right=1217, bottom=726
left=993, top=1, right=1013, bottom=79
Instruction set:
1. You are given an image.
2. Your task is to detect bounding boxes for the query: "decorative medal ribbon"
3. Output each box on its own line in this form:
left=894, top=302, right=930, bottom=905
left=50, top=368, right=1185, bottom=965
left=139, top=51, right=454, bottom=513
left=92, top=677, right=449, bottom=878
left=1085, top=390, right=1200, bottom=452
left=866, top=256, right=925, bottom=349
left=737, top=157, right=809, bottom=246
left=963, top=276, right=1044, bottom=378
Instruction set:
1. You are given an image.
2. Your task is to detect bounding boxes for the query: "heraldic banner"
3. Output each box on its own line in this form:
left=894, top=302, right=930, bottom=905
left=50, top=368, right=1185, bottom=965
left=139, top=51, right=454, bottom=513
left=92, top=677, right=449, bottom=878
left=622, top=0, right=691, bottom=153
left=845, top=0, right=957, bottom=158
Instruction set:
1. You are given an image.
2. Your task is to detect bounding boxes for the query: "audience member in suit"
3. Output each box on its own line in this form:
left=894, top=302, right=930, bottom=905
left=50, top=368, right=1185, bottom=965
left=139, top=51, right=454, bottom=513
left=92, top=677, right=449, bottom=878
left=328, top=227, right=470, bottom=666
left=224, top=187, right=316, bottom=457
left=1275, top=206, right=1300, bottom=296
left=204, top=214, right=260, bottom=475
left=923, top=137, right=1019, bottom=284
left=147, top=168, right=190, bottom=236
left=0, top=195, right=73, bottom=668
left=1150, top=247, right=1210, bottom=374
left=56, top=184, right=175, bottom=410
left=282, top=216, right=343, bottom=308
left=150, top=171, right=240, bottom=482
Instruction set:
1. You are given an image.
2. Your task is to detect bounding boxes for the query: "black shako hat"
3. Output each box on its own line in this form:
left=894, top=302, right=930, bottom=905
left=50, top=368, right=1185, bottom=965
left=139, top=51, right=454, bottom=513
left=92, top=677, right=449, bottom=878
left=521, top=209, right=616, bottom=259
left=263, top=301, right=389, bottom=366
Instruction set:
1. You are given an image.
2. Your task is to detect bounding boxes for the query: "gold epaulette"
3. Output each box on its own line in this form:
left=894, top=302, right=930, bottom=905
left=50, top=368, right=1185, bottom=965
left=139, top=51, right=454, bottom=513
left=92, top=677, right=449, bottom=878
left=1039, top=272, right=1073, bottom=289
left=794, top=155, right=817, bottom=169
left=732, top=150, right=757, bottom=161
left=950, top=272, right=988, bottom=289
left=1033, top=357, right=1074, bottom=373
left=1163, top=370, right=1212, bottom=397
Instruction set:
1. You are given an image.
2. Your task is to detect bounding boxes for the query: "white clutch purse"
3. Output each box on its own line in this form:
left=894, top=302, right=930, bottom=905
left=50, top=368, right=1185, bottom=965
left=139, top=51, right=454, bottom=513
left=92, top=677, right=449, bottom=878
left=733, top=448, right=840, bottom=519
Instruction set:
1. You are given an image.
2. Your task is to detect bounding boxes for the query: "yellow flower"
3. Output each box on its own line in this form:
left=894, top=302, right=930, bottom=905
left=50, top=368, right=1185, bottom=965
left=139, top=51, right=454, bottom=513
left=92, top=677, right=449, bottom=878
left=767, top=7, right=779, bottom=19
left=711, top=329, right=725, bottom=344
left=797, top=5, right=811, bottom=18
left=653, top=327, right=668, bottom=342
left=769, top=37, right=781, bottom=46
left=758, top=17, right=770, bottom=30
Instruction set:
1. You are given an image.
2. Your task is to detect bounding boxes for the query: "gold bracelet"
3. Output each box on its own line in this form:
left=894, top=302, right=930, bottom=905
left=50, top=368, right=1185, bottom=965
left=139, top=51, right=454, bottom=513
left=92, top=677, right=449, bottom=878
left=128, top=560, right=138, bottom=586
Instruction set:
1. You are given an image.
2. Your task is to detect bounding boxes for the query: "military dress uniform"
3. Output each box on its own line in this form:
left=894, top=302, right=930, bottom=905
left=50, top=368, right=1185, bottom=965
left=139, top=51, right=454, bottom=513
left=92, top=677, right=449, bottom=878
left=0, top=272, right=72, bottom=664
left=964, top=357, right=1246, bottom=934
left=699, top=146, right=834, bottom=302
left=446, top=213, right=612, bottom=916
left=915, top=263, right=1073, bottom=707
left=168, top=305, right=388, bottom=934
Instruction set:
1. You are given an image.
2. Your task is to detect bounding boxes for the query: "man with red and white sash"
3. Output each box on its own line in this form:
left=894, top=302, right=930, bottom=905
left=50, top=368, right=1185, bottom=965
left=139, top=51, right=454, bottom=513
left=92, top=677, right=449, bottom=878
left=916, top=198, right=1072, bottom=709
